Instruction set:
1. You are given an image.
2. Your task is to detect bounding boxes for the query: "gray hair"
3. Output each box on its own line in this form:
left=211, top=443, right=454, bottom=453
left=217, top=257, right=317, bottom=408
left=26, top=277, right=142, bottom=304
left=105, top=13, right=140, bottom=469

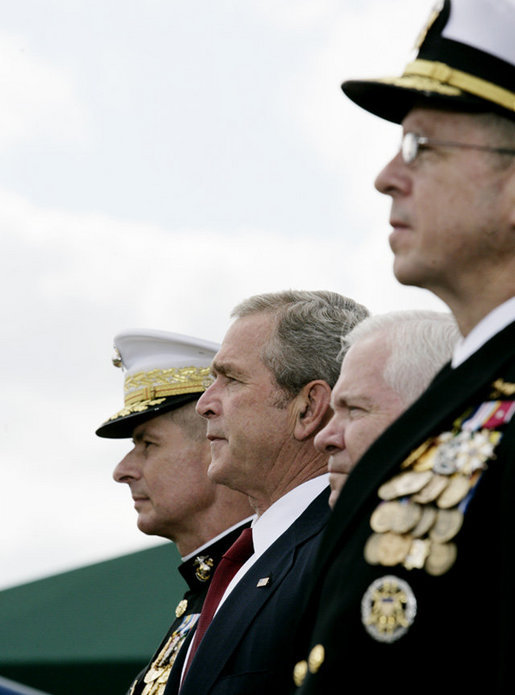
left=165, top=400, right=207, bottom=442
left=343, top=310, right=460, bottom=405
left=472, top=111, right=515, bottom=169
left=231, top=290, right=370, bottom=395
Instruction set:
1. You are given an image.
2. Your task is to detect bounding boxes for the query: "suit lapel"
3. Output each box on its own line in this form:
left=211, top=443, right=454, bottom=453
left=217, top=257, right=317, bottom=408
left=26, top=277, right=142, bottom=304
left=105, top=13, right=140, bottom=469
left=317, top=321, right=515, bottom=570
left=179, top=489, right=330, bottom=693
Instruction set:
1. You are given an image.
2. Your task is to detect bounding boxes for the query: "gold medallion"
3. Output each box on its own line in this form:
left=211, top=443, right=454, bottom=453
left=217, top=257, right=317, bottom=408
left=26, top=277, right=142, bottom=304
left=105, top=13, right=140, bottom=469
left=401, top=438, right=434, bottom=469
left=429, top=508, right=463, bottom=543
left=411, top=505, right=437, bottom=538
left=412, top=474, right=448, bottom=503
left=425, top=541, right=457, bottom=576
left=376, top=532, right=412, bottom=566
left=370, top=501, right=398, bottom=533
left=390, top=501, right=422, bottom=534
left=364, top=533, right=383, bottom=565
left=412, top=444, right=438, bottom=471
left=436, top=473, right=470, bottom=508
left=378, top=470, right=433, bottom=500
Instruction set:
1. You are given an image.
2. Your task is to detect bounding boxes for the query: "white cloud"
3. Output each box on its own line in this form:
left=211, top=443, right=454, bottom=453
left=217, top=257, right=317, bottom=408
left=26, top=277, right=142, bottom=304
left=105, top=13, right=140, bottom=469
left=0, top=33, right=86, bottom=149
left=0, top=0, right=450, bottom=591
left=0, top=187, right=444, bottom=588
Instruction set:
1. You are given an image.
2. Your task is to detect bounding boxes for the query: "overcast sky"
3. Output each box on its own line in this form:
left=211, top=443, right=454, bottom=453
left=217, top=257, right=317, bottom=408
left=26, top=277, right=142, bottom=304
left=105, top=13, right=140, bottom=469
left=0, top=0, right=444, bottom=590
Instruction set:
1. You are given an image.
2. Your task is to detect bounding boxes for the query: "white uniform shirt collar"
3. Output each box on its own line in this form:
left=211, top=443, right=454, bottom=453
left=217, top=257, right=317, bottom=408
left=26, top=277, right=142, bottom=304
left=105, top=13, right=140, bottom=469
left=451, top=297, right=515, bottom=368
left=181, top=515, right=256, bottom=562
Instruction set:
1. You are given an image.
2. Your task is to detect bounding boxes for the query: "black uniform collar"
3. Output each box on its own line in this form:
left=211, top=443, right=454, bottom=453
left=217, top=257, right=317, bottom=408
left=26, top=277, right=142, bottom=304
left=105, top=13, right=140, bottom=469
left=178, top=520, right=253, bottom=591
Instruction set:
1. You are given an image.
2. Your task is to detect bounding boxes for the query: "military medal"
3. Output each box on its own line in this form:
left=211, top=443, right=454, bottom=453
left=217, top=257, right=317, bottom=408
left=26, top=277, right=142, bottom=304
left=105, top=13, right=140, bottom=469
left=436, top=474, right=470, bottom=508
left=412, top=474, right=448, bottom=503
left=363, top=391, right=512, bottom=580
left=361, top=575, right=417, bottom=643
left=375, top=532, right=412, bottom=566
left=378, top=470, right=433, bottom=499
left=390, top=501, right=422, bottom=534
left=370, top=501, right=399, bottom=533
left=364, top=533, right=383, bottom=565
left=429, top=508, right=463, bottom=543
left=411, top=505, right=437, bottom=537
left=141, top=613, right=199, bottom=694
left=425, top=542, right=457, bottom=576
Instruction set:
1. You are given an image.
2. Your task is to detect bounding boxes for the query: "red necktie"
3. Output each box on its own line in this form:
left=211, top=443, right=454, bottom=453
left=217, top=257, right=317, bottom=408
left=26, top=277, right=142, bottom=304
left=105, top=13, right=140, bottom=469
left=183, top=527, right=254, bottom=675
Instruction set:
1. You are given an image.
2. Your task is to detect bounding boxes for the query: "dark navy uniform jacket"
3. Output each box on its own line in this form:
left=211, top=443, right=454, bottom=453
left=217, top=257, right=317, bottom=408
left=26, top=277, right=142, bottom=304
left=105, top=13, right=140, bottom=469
left=293, top=322, right=515, bottom=694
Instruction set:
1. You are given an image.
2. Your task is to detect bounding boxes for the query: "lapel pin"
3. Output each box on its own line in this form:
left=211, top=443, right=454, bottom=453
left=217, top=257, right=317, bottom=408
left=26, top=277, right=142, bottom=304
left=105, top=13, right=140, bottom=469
left=256, top=577, right=270, bottom=587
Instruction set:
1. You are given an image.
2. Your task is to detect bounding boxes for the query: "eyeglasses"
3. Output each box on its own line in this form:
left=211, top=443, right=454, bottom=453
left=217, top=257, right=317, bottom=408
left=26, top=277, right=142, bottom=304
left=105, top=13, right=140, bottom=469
left=400, top=131, right=515, bottom=164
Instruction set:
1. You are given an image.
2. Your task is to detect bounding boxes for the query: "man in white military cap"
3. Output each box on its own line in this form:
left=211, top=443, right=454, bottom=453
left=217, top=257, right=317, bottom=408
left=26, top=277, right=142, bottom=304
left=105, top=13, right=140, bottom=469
left=96, top=330, right=253, bottom=695
left=294, top=1, right=515, bottom=692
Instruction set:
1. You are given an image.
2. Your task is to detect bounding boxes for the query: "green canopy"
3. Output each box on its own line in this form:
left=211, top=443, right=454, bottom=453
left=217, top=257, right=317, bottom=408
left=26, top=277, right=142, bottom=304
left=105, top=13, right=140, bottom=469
left=0, top=543, right=185, bottom=695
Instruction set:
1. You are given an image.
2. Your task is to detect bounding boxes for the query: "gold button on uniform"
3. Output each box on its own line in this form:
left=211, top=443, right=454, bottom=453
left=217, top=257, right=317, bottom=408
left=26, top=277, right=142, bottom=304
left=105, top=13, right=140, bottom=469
left=308, top=644, right=325, bottom=674
left=175, top=599, right=188, bottom=618
left=293, top=660, right=308, bottom=687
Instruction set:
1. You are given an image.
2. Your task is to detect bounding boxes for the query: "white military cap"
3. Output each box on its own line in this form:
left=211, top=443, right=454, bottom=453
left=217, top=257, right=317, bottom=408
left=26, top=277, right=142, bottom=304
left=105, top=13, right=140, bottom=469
left=96, top=329, right=219, bottom=439
left=342, top=0, right=515, bottom=123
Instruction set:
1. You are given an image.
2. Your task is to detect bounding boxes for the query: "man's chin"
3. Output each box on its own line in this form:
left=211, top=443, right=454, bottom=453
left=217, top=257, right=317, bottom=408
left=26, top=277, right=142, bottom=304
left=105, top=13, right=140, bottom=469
left=208, top=458, right=240, bottom=491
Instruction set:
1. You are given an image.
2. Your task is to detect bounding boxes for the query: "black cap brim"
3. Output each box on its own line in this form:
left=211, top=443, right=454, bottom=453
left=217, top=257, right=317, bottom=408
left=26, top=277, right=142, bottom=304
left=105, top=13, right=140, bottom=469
left=95, top=392, right=201, bottom=439
left=341, top=77, right=494, bottom=125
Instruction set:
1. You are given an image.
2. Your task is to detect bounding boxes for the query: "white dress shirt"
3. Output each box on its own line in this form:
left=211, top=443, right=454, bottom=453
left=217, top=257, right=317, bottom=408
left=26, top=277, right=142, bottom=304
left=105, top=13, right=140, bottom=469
left=451, top=297, right=515, bottom=368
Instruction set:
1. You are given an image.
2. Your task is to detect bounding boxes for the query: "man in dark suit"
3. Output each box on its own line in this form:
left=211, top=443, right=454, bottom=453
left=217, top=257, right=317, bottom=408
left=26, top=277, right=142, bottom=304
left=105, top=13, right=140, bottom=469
left=293, top=1, right=515, bottom=693
left=96, top=330, right=253, bottom=695
left=165, top=290, right=368, bottom=695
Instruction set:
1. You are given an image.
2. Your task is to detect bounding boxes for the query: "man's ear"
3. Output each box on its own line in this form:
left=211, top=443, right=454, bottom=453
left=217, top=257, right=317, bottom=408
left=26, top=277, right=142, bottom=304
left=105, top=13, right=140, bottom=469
left=293, top=380, right=332, bottom=441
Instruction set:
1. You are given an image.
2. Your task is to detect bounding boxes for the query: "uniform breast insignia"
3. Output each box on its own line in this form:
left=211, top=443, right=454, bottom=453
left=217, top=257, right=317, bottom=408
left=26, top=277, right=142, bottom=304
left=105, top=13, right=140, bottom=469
left=193, top=555, right=214, bottom=582
left=364, top=398, right=514, bottom=576
left=142, top=613, right=199, bottom=695
left=361, top=575, right=417, bottom=643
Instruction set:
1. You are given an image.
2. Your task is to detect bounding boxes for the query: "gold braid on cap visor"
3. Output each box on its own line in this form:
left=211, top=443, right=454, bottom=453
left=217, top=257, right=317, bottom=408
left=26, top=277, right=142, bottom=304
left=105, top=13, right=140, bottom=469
left=381, top=59, right=515, bottom=113
left=107, top=366, right=213, bottom=421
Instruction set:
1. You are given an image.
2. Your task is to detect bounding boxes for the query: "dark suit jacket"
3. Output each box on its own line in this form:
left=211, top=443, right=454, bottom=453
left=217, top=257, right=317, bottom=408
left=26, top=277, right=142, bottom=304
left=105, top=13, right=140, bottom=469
left=164, top=487, right=331, bottom=695
left=294, top=321, right=515, bottom=694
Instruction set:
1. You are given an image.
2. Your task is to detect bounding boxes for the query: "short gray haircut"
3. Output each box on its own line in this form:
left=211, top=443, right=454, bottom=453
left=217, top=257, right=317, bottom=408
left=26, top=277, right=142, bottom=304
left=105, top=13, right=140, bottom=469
left=164, top=400, right=207, bottom=442
left=231, top=290, right=370, bottom=395
left=472, top=111, right=515, bottom=169
left=343, top=310, right=460, bottom=405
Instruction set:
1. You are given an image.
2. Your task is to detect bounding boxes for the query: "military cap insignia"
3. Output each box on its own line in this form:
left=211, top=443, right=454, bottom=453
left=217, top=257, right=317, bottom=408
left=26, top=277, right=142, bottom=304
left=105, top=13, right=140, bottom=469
left=364, top=395, right=514, bottom=576
left=362, top=575, right=417, bottom=643
left=193, top=555, right=214, bottom=582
